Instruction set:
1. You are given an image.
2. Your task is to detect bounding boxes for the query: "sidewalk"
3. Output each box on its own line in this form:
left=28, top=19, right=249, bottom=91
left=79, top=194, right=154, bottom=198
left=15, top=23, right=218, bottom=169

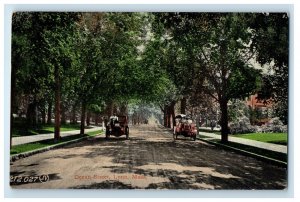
left=199, top=131, right=287, bottom=154
left=12, top=126, right=103, bottom=146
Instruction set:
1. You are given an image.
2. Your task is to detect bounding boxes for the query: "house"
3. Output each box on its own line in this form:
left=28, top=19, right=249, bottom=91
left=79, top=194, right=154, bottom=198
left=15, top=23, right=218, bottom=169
left=246, top=94, right=273, bottom=125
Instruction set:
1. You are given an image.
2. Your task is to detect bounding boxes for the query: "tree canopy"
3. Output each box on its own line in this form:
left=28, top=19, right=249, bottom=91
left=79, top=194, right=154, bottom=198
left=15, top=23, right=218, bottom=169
left=11, top=12, right=288, bottom=145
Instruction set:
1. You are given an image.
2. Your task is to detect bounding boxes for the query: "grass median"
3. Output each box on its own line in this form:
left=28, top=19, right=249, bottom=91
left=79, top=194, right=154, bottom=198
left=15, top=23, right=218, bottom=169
left=199, top=135, right=287, bottom=163
left=199, top=130, right=287, bottom=146
left=12, top=121, right=95, bottom=137
left=10, top=130, right=103, bottom=155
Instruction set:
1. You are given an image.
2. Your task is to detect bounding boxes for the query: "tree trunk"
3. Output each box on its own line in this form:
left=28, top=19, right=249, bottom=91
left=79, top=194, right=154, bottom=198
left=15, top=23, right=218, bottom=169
left=113, top=103, right=118, bottom=115
left=54, top=65, right=61, bottom=141
left=86, top=110, right=91, bottom=126
left=180, top=97, right=186, bottom=114
left=61, top=102, right=66, bottom=125
left=11, top=53, right=18, bottom=149
left=26, top=100, right=37, bottom=127
left=71, top=104, right=77, bottom=124
left=120, top=103, right=128, bottom=116
left=35, top=103, right=39, bottom=124
left=10, top=113, right=13, bottom=149
left=41, top=102, right=46, bottom=124
left=80, top=102, right=86, bottom=135
left=106, top=101, right=114, bottom=117
left=163, top=105, right=168, bottom=127
left=220, top=99, right=229, bottom=143
left=170, top=101, right=176, bottom=128
left=95, top=113, right=98, bottom=125
left=167, top=106, right=171, bottom=128
left=196, top=114, right=200, bottom=138
left=47, top=101, right=52, bottom=124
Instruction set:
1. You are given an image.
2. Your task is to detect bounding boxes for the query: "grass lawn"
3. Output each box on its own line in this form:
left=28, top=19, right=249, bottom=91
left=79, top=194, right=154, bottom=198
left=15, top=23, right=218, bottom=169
left=12, top=122, right=93, bottom=137
left=233, top=133, right=287, bottom=145
left=198, top=129, right=287, bottom=146
left=10, top=130, right=103, bottom=155
left=198, top=132, right=287, bottom=163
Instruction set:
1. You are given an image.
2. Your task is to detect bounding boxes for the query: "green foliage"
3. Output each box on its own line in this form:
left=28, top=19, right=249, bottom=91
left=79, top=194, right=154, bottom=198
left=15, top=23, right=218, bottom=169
left=196, top=14, right=261, bottom=101
left=12, top=12, right=158, bottom=125
left=11, top=12, right=288, bottom=142
left=152, top=13, right=263, bottom=103
left=12, top=12, right=80, bottom=97
left=247, top=13, right=288, bottom=67
left=272, top=100, right=288, bottom=125
left=247, top=13, right=288, bottom=124
left=228, top=63, right=262, bottom=100
left=74, top=13, right=150, bottom=106
left=153, top=13, right=265, bottom=141
left=228, top=99, right=250, bottom=122
left=248, top=107, right=261, bottom=125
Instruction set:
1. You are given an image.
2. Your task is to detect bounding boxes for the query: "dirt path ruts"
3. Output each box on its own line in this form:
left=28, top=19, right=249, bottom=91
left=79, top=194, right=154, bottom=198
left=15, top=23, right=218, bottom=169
left=10, top=124, right=287, bottom=189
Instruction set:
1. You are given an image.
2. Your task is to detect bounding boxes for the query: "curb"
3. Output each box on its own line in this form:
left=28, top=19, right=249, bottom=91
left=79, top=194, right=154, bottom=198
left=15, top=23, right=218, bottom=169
left=10, top=134, right=101, bottom=162
left=198, top=137, right=287, bottom=168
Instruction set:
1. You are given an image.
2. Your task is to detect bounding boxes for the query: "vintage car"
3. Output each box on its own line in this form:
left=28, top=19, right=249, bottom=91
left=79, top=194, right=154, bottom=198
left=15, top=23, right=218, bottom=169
left=173, top=114, right=197, bottom=141
left=106, top=115, right=129, bottom=139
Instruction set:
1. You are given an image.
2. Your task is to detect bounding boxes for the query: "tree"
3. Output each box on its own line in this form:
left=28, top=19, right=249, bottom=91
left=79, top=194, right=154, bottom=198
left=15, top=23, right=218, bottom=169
left=196, top=14, right=261, bottom=142
left=140, top=35, right=182, bottom=127
left=247, top=13, right=289, bottom=124
left=12, top=13, right=54, bottom=128
left=41, top=13, right=80, bottom=141
left=12, top=12, right=81, bottom=142
left=152, top=13, right=201, bottom=118
left=74, top=12, right=146, bottom=134
left=153, top=13, right=262, bottom=142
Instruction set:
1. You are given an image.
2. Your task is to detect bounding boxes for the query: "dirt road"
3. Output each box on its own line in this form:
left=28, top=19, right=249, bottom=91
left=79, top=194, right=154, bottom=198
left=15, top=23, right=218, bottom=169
left=10, top=124, right=287, bottom=189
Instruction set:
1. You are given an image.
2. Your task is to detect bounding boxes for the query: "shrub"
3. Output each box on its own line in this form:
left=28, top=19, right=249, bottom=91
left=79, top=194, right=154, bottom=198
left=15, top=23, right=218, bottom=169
left=229, top=116, right=255, bottom=134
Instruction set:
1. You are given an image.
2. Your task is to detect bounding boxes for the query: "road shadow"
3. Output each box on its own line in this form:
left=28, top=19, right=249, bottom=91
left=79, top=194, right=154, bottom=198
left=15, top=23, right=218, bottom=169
left=65, top=132, right=286, bottom=189
left=71, top=180, right=137, bottom=189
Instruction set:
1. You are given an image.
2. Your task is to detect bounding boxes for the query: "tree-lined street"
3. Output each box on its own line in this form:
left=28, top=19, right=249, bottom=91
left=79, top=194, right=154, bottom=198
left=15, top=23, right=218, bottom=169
left=10, top=12, right=289, bottom=190
left=11, top=12, right=288, bottom=144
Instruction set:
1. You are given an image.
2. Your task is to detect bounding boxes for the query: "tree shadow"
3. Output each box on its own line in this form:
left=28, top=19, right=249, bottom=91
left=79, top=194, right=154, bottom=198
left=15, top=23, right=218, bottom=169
left=71, top=180, right=137, bottom=189
left=24, top=163, right=39, bottom=167
left=174, top=137, right=196, bottom=141
left=65, top=133, right=287, bottom=189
